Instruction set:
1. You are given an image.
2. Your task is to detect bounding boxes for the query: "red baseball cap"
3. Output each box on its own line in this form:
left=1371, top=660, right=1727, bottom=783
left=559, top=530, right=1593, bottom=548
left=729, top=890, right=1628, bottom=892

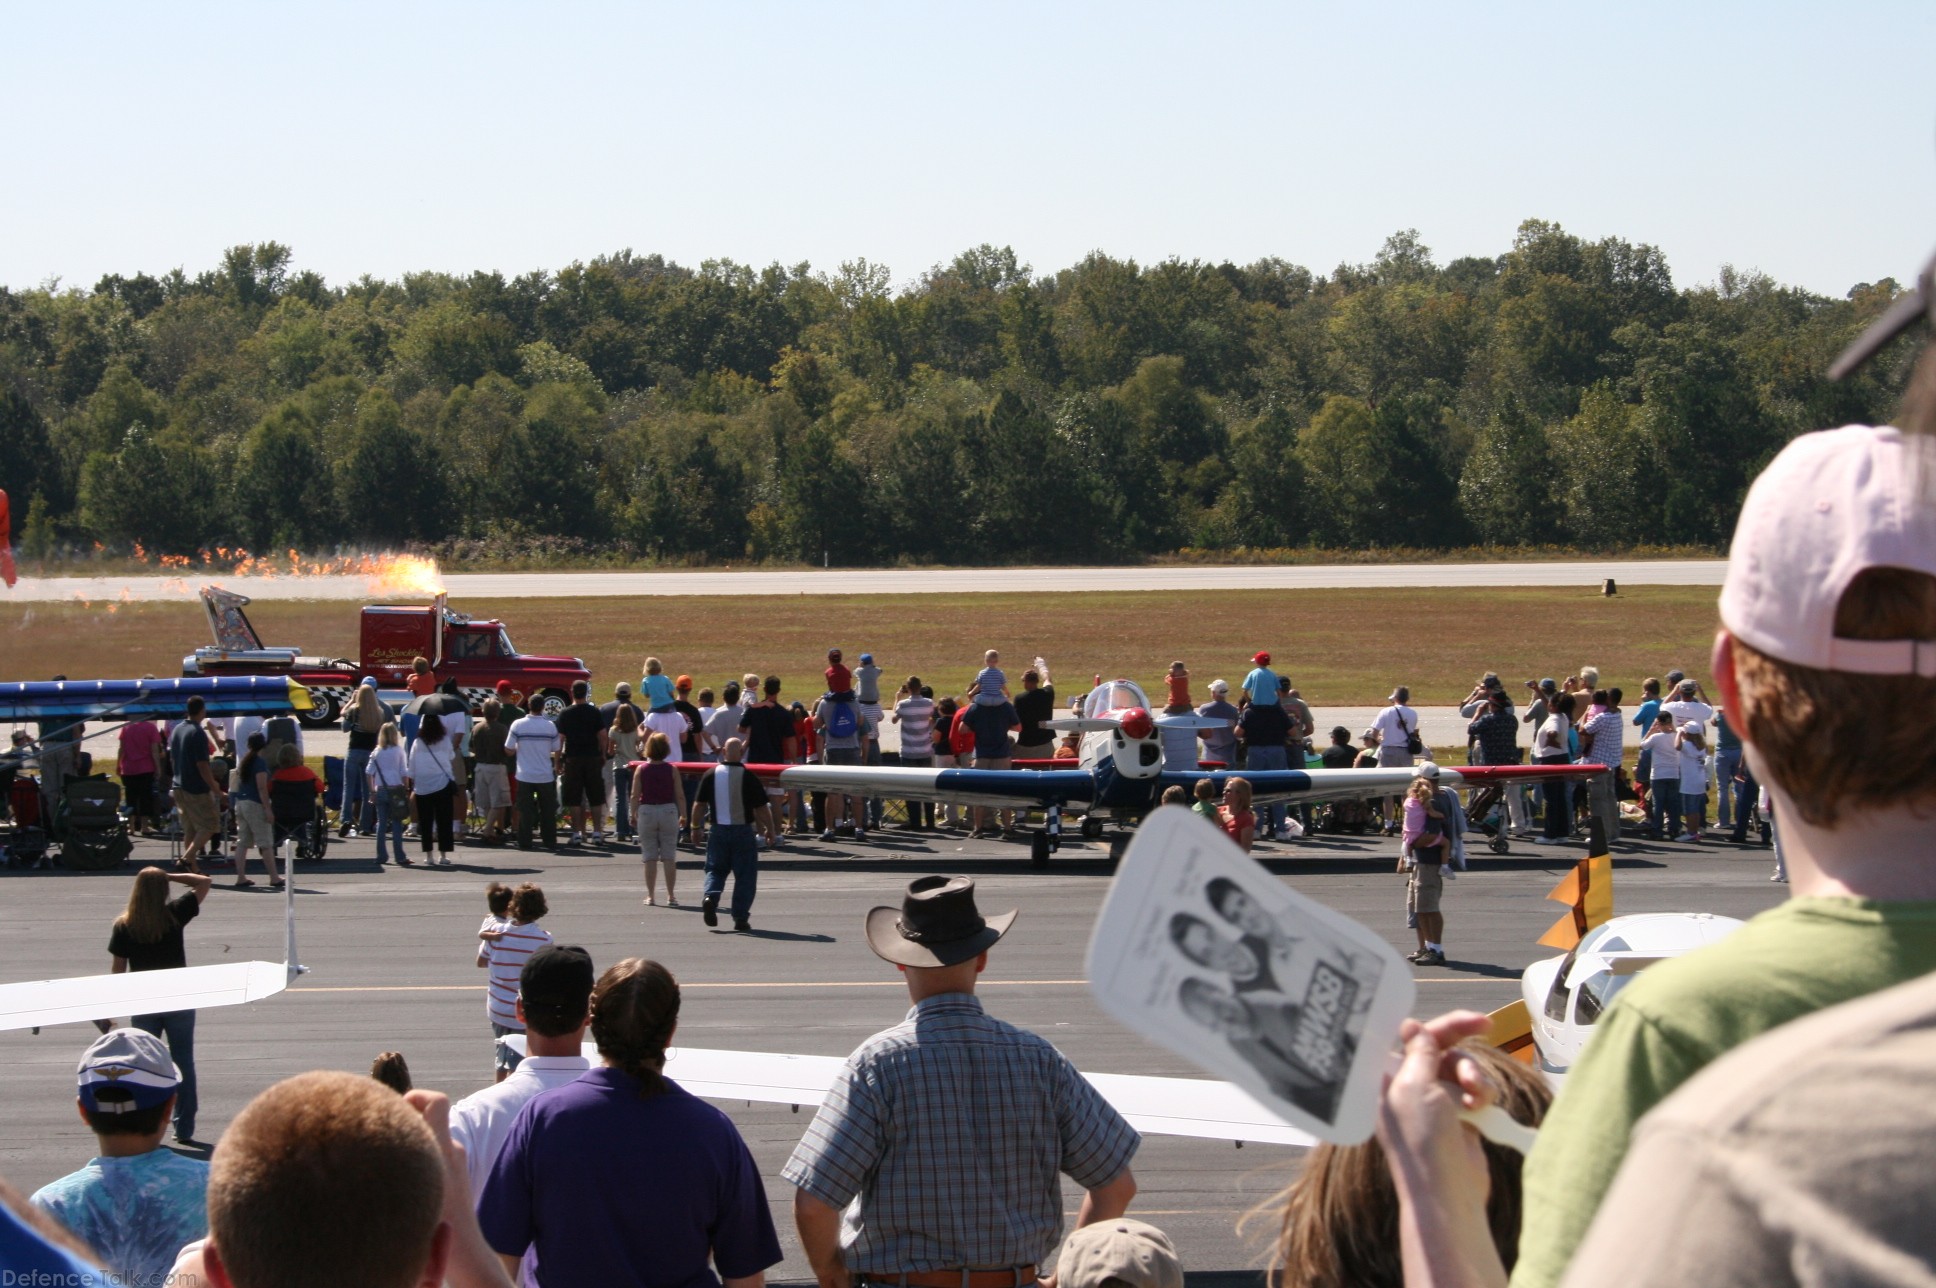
left=494, top=680, right=514, bottom=694
left=676, top=675, right=692, bottom=690
left=1252, top=652, right=1271, bottom=665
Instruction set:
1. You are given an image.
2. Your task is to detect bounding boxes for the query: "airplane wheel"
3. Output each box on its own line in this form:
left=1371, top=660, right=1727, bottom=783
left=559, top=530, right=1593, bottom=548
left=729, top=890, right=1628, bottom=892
left=1030, top=831, right=1051, bottom=867
left=1080, top=816, right=1104, bottom=840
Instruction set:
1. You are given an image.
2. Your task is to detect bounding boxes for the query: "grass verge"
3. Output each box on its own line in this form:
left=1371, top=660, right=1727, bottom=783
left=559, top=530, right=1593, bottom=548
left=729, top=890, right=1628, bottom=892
left=3, top=585, right=1719, bottom=706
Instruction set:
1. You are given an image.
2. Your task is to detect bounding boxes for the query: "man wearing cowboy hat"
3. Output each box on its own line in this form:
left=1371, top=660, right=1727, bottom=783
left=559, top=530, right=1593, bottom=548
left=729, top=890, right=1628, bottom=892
left=784, top=876, right=1141, bottom=1288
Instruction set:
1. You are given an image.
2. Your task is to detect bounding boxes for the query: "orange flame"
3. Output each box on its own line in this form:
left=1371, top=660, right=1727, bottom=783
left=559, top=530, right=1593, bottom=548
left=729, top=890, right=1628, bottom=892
left=363, top=554, right=445, bottom=597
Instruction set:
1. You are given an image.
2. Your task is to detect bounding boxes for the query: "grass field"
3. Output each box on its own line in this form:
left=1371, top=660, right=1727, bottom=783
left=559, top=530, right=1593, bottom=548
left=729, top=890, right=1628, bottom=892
left=2, top=586, right=1721, bottom=704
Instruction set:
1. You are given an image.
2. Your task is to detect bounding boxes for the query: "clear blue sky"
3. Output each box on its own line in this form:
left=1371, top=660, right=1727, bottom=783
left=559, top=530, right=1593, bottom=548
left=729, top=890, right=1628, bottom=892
left=7, top=2, right=1935, bottom=298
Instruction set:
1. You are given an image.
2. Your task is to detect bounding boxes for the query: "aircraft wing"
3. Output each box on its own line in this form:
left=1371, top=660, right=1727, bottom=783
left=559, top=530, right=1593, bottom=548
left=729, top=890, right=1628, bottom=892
left=0, top=962, right=294, bottom=1032
left=1160, top=763, right=1610, bottom=807
left=778, top=766, right=1095, bottom=810
left=502, top=1041, right=1313, bottom=1146
left=1158, top=767, right=1420, bottom=806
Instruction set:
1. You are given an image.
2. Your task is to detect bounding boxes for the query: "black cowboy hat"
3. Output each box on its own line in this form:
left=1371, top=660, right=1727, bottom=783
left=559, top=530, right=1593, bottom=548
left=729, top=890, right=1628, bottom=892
left=865, top=875, right=1018, bottom=968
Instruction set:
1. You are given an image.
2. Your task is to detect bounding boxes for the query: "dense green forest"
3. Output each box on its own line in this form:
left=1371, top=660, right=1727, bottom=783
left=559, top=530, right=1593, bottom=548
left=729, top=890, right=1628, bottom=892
left=0, top=222, right=1913, bottom=566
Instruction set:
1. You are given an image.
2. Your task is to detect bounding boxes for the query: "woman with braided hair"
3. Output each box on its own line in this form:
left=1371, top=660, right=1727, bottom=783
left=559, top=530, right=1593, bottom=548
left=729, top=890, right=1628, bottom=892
left=476, top=958, right=783, bottom=1286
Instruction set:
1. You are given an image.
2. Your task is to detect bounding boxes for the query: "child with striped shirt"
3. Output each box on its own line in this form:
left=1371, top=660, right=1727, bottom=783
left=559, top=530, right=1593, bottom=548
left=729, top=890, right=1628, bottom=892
left=480, top=882, right=552, bottom=1081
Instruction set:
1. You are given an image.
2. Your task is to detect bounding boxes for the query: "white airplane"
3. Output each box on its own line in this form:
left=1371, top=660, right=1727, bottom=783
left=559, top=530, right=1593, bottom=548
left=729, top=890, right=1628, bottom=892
left=500, top=1036, right=1314, bottom=1148
left=768, top=679, right=1606, bottom=862
left=1519, top=912, right=1743, bottom=1082
left=0, top=876, right=305, bottom=1033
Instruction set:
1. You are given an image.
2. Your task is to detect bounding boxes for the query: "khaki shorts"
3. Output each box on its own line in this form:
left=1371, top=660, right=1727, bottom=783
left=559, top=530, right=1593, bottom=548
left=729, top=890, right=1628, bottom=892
left=234, top=798, right=273, bottom=852
left=1408, top=860, right=1444, bottom=915
left=175, top=789, right=220, bottom=838
left=472, top=763, right=511, bottom=812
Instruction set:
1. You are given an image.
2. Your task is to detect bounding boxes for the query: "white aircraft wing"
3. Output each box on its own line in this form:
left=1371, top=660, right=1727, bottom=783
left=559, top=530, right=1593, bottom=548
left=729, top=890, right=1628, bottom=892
left=503, top=1040, right=1311, bottom=1146
left=779, top=765, right=1096, bottom=810
left=1080, top=1071, right=1313, bottom=1146
left=0, top=961, right=294, bottom=1032
left=2, top=876, right=303, bottom=1033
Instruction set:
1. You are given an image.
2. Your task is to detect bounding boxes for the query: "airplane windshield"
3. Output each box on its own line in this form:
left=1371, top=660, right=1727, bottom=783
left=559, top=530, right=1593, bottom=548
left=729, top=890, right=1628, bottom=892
left=1573, top=970, right=1633, bottom=1025
left=1085, top=682, right=1149, bottom=717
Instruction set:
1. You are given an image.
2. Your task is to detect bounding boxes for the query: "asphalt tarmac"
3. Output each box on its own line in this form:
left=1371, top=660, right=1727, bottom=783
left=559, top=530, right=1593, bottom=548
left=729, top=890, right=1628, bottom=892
left=7, top=558, right=1728, bottom=602
left=0, top=823, right=1785, bottom=1278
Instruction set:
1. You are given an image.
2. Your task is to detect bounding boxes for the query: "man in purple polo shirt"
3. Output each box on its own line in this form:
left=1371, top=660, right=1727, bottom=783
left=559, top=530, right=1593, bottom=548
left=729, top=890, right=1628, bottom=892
left=477, top=957, right=782, bottom=1288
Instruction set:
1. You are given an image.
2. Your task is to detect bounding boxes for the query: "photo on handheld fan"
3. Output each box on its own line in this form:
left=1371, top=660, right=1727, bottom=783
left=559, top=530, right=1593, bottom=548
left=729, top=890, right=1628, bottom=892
left=1086, top=806, right=1416, bottom=1144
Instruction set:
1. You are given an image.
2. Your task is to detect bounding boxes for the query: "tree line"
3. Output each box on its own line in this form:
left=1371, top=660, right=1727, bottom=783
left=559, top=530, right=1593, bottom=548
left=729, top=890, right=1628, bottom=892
left=0, top=224, right=1913, bottom=566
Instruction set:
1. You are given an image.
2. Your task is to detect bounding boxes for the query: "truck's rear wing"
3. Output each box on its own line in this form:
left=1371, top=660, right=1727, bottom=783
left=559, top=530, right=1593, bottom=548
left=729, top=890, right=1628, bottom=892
left=201, top=585, right=266, bottom=652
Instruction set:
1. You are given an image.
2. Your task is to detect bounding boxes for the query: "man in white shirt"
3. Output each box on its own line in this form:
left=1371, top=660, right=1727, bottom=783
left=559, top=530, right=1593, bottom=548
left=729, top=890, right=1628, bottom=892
left=703, top=683, right=745, bottom=762
left=1372, top=686, right=1420, bottom=835
left=891, top=678, right=937, bottom=830
left=505, top=706, right=561, bottom=850
left=450, top=944, right=595, bottom=1199
left=1661, top=678, right=1716, bottom=728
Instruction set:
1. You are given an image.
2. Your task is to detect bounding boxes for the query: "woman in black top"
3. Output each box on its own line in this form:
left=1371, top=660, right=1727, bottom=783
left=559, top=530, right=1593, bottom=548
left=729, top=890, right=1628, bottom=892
left=106, top=866, right=212, bottom=1143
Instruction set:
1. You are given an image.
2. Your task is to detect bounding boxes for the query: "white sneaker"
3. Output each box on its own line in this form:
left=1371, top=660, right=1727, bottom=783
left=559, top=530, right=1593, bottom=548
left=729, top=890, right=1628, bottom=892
left=1273, top=827, right=1294, bottom=843
left=1675, top=832, right=1698, bottom=842
left=592, top=831, right=607, bottom=844
left=569, top=831, right=584, bottom=845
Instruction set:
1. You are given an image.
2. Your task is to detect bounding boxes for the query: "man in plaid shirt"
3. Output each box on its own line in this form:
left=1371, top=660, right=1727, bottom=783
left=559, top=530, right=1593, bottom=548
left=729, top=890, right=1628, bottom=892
left=785, top=876, right=1141, bottom=1288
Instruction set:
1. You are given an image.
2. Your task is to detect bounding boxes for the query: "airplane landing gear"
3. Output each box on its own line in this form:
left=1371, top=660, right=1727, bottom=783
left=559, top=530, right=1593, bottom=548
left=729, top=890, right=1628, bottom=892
left=1030, top=831, right=1052, bottom=866
left=1080, top=815, right=1104, bottom=841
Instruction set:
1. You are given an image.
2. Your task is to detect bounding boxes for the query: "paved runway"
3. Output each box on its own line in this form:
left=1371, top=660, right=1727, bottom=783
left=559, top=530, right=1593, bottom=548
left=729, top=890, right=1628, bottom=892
left=7, top=558, right=1727, bottom=602
left=0, top=822, right=1782, bottom=1276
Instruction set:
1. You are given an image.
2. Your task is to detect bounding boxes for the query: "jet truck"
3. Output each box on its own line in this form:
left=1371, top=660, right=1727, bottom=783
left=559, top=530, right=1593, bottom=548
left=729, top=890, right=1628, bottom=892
left=183, top=585, right=590, bottom=726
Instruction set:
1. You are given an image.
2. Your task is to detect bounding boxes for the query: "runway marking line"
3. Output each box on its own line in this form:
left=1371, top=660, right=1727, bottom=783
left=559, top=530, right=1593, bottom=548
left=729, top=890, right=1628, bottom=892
left=291, top=976, right=1506, bottom=994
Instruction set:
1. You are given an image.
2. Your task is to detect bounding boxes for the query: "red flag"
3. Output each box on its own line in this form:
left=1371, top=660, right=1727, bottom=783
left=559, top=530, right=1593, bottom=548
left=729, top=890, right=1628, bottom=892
left=0, top=489, right=15, bottom=589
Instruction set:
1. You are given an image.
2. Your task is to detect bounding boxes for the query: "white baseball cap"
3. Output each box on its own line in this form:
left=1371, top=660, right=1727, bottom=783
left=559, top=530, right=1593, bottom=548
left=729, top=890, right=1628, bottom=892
left=1720, top=424, right=1936, bottom=676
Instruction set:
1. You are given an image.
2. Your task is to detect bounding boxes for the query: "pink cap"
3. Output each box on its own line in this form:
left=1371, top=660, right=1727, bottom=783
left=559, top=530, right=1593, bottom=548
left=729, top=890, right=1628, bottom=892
left=1720, top=424, right=1936, bottom=676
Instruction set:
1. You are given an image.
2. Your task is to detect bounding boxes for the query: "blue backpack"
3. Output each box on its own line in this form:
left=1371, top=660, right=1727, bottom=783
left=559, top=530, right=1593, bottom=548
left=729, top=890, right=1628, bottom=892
left=826, top=699, right=859, bottom=740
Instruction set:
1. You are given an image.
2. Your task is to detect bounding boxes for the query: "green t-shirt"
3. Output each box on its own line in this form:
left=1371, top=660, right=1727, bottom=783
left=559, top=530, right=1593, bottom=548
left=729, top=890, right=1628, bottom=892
left=1511, top=896, right=1936, bottom=1288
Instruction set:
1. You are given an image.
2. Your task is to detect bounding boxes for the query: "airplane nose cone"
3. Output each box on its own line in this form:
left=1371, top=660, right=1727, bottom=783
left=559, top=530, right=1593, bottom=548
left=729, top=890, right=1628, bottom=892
left=1120, top=707, right=1154, bottom=740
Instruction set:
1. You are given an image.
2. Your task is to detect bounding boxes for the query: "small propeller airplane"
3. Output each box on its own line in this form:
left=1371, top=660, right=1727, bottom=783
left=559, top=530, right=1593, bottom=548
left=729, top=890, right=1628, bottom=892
left=735, top=679, right=1607, bottom=862
left=1485, top=828, right=1746, bottom=1083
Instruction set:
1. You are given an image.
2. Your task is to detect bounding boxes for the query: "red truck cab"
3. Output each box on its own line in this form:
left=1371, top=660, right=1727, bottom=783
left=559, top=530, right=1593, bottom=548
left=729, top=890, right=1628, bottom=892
left=185, top=586, right=590, bottom=726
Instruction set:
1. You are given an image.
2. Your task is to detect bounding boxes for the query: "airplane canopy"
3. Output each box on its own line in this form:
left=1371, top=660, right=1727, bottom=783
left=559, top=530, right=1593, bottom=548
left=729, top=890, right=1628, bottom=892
left=1083, top=681, right=1151, bottom=718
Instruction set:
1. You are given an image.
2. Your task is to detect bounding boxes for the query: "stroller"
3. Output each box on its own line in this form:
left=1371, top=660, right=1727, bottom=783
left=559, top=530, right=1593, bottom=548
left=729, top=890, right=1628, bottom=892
left=269, top=775, right=329, bottom=864
left=5, top=775, right=52, bottom=869
left=59, top=778, right=134, bottom=871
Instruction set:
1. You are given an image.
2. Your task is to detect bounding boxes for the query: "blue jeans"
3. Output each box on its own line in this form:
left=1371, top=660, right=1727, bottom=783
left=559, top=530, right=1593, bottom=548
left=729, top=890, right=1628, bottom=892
left=1713, top=747, right=1742, bottom=828
left=1244, top=744, right=1290, bottom=833
left=133, top=1010, right=196, bottom=1139
left=1647, top=781, right=1682, bottom=839
left=612, top=766, right=635, bottom=838
left=703, top=823, right=760, bottom=922
left=372, top=791, right=407, bottom=863
left=342, top=747, right=372, bottom=832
